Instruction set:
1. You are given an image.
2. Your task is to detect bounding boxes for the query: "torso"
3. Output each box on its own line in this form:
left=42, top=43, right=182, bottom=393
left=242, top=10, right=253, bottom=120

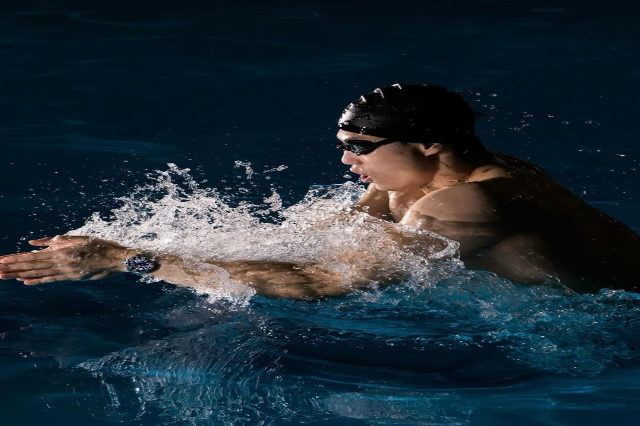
left=388, top=189, right=425, bottom=221
left=357, top=153, right=640, bottom=293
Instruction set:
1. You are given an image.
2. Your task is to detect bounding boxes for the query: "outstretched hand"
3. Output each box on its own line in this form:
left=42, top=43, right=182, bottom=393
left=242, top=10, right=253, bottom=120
left=0, top=235, right=134, bottom=285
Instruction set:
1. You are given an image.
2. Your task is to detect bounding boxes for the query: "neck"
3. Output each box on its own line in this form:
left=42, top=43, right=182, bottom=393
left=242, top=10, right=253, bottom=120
left=419, top=151, right=490, bottom=193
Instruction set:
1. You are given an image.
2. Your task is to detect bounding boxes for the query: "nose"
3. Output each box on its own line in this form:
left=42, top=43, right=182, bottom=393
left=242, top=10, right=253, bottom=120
left=341, top=150, right=359, bottom=165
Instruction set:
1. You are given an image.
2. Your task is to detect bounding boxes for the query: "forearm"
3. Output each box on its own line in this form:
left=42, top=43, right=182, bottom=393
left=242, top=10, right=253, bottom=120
left=0, top=234, right=401, bottom=299
left=44, top=241, right=371, bottom=299
left=146, top=254, right=383, bottom=299
left=1, top=223, right=442, bottom=299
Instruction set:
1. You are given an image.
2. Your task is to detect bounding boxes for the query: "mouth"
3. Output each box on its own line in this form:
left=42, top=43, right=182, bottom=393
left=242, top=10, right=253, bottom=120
left=350, top=167, right=372, bottom=183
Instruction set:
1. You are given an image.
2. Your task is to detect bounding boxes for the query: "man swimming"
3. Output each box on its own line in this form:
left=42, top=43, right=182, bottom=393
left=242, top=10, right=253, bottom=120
left=1, top=84, right=639, bottom=296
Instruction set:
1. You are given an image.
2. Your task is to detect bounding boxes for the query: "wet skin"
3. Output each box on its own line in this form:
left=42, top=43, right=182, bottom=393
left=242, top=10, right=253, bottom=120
left=1, top=131, right=639, bottom=297
left=339, top=130, right=640, bottom=292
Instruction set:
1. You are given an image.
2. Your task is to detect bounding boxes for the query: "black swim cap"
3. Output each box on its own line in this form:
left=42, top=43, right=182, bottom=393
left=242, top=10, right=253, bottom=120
left=338, top=83, right=483, bottom=142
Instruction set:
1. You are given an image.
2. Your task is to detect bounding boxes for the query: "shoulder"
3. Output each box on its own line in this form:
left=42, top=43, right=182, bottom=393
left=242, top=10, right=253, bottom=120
left=490, top=151, right=556, bottom=180
left=354, top=184, right=392, bottom=219
left=405, top=183, right=499, bottom=223
left=400, top=183, right=508, bottom=256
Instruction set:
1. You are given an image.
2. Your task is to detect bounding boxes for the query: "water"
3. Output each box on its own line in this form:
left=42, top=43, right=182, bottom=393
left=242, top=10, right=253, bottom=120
left=1, top=1, right=640, bottom=425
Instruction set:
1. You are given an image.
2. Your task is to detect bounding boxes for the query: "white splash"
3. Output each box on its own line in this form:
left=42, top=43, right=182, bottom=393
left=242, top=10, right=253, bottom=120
left=70, top=164, right=458, bottom=301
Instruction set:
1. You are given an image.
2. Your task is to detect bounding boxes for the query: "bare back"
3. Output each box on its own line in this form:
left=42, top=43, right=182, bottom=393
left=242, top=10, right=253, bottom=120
left=473, top=171, right=640, bottom=292
left=356, top=153, right=640, bottom=293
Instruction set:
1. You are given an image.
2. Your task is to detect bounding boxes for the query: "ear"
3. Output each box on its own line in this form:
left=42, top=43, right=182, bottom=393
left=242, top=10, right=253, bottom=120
left=416, top=143, right=444, bottom=156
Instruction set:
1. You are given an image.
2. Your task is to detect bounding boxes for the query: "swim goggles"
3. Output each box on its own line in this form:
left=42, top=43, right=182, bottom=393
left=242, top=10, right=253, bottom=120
left=336, top=138, right=400, bottom=156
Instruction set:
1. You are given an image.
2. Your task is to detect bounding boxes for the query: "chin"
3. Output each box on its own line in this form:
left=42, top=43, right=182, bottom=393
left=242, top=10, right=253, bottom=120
left=371, top=182, right=395, bottom=192
left=375, top=180, right=419, bottom=192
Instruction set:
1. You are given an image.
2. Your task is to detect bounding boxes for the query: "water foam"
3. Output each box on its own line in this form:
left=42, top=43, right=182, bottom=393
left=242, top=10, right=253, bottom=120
left=71, top=163, right=640, bottom=393
left=70, top=163, right=458, bottom=299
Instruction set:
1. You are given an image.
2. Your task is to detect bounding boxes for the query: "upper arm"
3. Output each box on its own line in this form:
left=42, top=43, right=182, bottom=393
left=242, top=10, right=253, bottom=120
left=400, top=184, right=507, bottom=256
left=353, top=184, right=392, bottom=220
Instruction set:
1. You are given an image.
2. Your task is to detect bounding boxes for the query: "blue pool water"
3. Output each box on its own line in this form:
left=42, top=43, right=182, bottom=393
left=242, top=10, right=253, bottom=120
left=1, top=1, right=640, bottom=425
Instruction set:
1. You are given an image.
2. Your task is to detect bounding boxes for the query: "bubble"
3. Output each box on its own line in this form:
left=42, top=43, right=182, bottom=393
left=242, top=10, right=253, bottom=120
left=234, top=161, right=254, bottom=179
left=68, top=164, right=640, bottom=379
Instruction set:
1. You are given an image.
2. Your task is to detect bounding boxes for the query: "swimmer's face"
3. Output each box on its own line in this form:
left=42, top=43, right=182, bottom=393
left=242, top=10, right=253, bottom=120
left=337, top=130, right=440, bottom=191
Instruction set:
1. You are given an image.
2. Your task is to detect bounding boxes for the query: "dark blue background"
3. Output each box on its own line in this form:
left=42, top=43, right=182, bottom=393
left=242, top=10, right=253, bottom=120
left=1, top=2, right=640, bottom=425
left=1, top=0, right=639, bottom=249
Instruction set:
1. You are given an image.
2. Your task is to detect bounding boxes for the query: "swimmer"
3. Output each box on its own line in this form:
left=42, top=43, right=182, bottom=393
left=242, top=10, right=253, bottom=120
left=1, top=84, right=639, bottom=297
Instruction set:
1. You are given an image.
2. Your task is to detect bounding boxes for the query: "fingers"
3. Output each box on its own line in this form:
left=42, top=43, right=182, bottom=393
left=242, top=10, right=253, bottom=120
left=29, top=235, right=89, bottom=247
left=0, top=251, right=60, bottom=264
left=28, top=236, right=54, bottom=246
left=19, top=275, right=72, bottom=286
left=0, top=235, right=98, bottom=285
left=1, top=265, right=85, bottom=283
left=1, top=267, right=61, bottom=280
left=4, top=236, right=91, bottom=261
left=0, top=260, right=56, bottom=272
left=0, top=262, right=59, bottom=280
